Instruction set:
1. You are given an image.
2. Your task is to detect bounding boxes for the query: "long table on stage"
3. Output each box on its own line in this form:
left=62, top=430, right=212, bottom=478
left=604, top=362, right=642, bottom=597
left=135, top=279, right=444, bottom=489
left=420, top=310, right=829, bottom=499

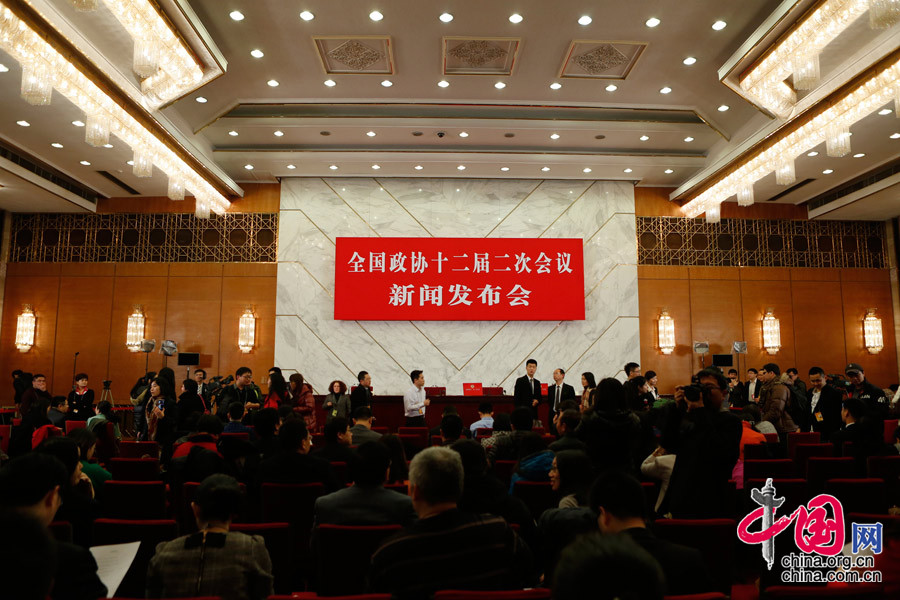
left=313, top=394, right=550, bottom=432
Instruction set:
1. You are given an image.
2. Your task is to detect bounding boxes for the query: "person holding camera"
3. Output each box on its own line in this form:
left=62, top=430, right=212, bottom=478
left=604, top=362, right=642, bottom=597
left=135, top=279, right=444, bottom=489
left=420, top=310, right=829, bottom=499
left=757, top=363, right=799, bottom=441
left=658, top=368, right=742, bottom=518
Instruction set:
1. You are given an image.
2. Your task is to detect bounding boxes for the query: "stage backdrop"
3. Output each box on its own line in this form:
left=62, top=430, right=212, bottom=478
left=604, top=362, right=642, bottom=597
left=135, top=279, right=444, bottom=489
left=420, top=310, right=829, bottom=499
left=276, top=178, right=638, bottom=395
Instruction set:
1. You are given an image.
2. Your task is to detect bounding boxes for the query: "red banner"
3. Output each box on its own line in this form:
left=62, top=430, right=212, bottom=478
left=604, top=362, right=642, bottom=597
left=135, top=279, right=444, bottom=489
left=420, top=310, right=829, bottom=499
left=334, top=237, right=584, bottom=321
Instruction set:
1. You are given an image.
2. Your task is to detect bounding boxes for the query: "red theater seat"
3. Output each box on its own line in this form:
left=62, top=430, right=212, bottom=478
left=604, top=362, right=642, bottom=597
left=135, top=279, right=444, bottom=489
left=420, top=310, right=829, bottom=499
left=0, top=424, right=10, bottom=454
left=824, top=478, right=887, bottom=515
left=384, top=482, right=408, bottom=495
left=653, top=519, right=736, bottom=595
left=65, top=420, right=87, bottom=433
left=743, top=443, right=772, bottom=460
left=330, top=461, right=349, bottom=486
left=664, top=594, right=729, bottom=600
left=866, top=455, right=900, bottom=501
left=101, top=481, right=167, bottom=519
left=763, top=433, right=778, bottom=444
left=786, top=431, right=820, bottom=460
left=435, top=590, right=552, bottom=600
left=791, top=443, right=833, bottom=475
left=883, top=419, right=898, bottom=444
left=762, top=583, right=883, bottom=598
left=93, top=518, right=179, bottom=598
left=745, top=479, right=808, bottom=514
left=806, top=457, right=859, bottom=494
left=220, top=432, right=250, bottom=441
left=109, top=458, right=160, bottom=481
left=493, top=460, right=517, bottom=487
left=119, top=441, right=159, bottom=459
left=315, top=524, right=402, bottom=595
left=743, top=459, right=795, bottom=481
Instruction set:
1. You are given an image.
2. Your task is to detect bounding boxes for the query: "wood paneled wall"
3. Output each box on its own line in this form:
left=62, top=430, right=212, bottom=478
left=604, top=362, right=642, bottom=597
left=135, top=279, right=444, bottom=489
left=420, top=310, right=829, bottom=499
left=639, top=266, right=899, bottom=394
left=0, top=262, right=276, bottom=401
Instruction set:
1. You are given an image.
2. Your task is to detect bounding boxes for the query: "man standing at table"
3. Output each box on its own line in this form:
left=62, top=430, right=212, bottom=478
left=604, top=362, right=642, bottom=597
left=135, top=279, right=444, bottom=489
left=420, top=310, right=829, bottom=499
left=404, top=370, right=430, bottom=427
left=513, top=359, right=542, bottom=416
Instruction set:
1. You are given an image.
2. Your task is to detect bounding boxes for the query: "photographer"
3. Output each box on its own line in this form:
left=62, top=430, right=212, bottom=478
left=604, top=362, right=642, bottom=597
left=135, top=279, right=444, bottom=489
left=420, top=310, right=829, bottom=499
left=130, top=371, right=156, bottom=441
left=658, top=368, right=742, bottom=518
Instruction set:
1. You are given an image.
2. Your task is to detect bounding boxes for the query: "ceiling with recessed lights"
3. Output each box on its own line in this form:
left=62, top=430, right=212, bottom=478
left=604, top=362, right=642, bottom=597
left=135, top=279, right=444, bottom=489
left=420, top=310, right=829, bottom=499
left=0, top=0, right=896, bottom=218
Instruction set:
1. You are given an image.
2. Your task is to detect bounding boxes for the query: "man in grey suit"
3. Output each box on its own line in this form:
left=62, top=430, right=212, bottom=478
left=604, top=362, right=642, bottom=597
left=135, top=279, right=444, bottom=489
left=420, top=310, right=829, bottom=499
left=349, top=406, right=383, bottom=446
left=314, top=442, right=416, bottom=527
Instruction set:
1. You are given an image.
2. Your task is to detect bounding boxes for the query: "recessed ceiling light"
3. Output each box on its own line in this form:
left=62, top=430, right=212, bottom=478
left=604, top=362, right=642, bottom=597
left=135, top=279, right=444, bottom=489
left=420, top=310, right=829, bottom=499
left=683, top=57, right=697, bottom=66
left=664, top=169, right=674, bottom=174
left=659, top=86, right=672, bottom=94
left=323, top=80, right=337, bottom=88
left=807, top=151, right=819, bottom=156
left=509, top=13, right=523, bottom=24
left=645, top=17, right=661, bottom=27
left=712, top=20, right=727, bottom=30
left=366, top=131, right=376, bottom=137
left=381, top=80, right=393, bottom=87
left=822, top=169, right=834, bottom=174
left=80, top=160, right=91, bottom=166
left=414, top=165, right=423, bottom=170
left=550, top=133, right=560, bottom=139
left=438, top=80, right=449, bottom=88
left=372, top=164, right=381, bottom=169
left=229, top=10, right=244, bottom=21
left=494, top=81, right=506, bottom=89
left=717, top=105, right=729, bottom=112
left=16, top=120, right=29, bottom=127
left=251, top=49, right=264, bottom=58
left=541, top=166, right=550, bottom=172
left=578, top=16, right=592, bottom=25
left=879, top=109, right=893, bottom=115
left=369, top=10, right=384, bottom=21
left=459, top=131, right=469, bottom=137
left=329, top=165, right=338, bottom=170
left=500, top=167, right=509, bottom=171
left=299, top=10, right=315, bottom=21
left=549, top=82, right=562, bottom=90
left=287, top=164, right=296, bottom=169
left=891, top=133, right=900, bottom=139
left=0, top=64, right=8, bottom=73
left=244, top=164, right=254, bottom=170
left=594, top=134, right=606, bottom=139
left=267, top=79, right=279, bottom=87
left=457, top=165, right=466, bottom=170
left=228, top=130, right=238, bottom=136
left=274, top=130, right=284, bottom=137
left=51, top=142, right=63, bottom=148
left=126, top=160, right=134, bottom=165
left=639, top=135, right=649, bottom=141
left=605, top=84, right=617, bottom=92
left=853, top=153, right=865, bottom=158
left=412, top=131, right=423, bottom=136
left=439, top=12, right=453, bottom=23
left=684, top=136, right=694, bottom=142
left=623, top=168, right=633, bottom=173
left=195, top=97, right=209, bottom=105
left=103, top=143, right=113, bottom=148
left=583, top=167, right=592, bottom=173
left=72, top=120, right=85, bottom=127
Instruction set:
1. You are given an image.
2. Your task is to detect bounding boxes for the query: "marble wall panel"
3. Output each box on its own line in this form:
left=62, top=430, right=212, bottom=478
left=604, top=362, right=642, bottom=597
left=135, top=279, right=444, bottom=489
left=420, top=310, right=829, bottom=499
left=276, top=178, right=638, bottom=395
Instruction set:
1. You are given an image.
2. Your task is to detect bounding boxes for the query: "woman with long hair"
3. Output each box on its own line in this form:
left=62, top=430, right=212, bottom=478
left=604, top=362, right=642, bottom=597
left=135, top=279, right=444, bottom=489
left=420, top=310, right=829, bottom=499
left=580, top=372, right=597, bottom=411
left=147, top=376, right=177, bottom=463
left=549, top=450, right=595, bottom=508
left=289, top=373, right=316, bottom=432
left=380, top=434, right=409, bottom=484
left=264, top=372, right=290, bottom=410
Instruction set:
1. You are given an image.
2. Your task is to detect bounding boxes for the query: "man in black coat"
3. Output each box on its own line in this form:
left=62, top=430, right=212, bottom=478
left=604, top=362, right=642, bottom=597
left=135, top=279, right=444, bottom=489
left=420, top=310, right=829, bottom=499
left=513, top=358, right=542, bottom=414
left=590, top=470, right=714, bottom=597
left=807, top=367, right=843, bottom=441
left=548, top=368, right=576, bottom=431
left=350, top=371, right=373, bottom=414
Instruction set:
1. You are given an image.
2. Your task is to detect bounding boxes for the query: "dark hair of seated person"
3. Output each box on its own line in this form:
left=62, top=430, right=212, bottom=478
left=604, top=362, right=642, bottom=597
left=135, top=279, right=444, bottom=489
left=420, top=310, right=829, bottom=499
left=379, top=434, right=408, bottom=484
left=67, top=428, right=98, bottom=462
left=491, top=413, right=511, bottom=432
left=253, top=408, right=279, bottom=438
left=0, top=453, right=69, bottom=509
left=353, top=405, right=373, bottom=420
left=555, top=450, right=595, bottom=506
left=592, top=378, right=627, bottom=412
left=0, top=513, right=57, bottom=600
left=517, top=432, right=547, bottom=460
left=552, top=533, right=665, bottom=600
left=277, top=404, right=295, bottom=422
left=182, top=379, right=199, bottom=396
left=51, top=396, right=67, bottom=409
left=510, top=407, right=534, bottom=432
left=228, top=401, right=245, bottom=421
left=194, top=474, right=242, bottom=523
left=277, top=418, right=309, bottom=453
left=353, top=441, right=391, bottom=486
left=558, top=409, right=581, bottom=432
left=440, top=414, right=464, bottom=440
left=324, top=417, right=350, bottom=444
left=197, top=414, right=224, bottom=436
left=450, top=439, right=489, bottom=479
left=589, top=470, right=648, bottom=521
left=35, top=437, right=81, bottom=480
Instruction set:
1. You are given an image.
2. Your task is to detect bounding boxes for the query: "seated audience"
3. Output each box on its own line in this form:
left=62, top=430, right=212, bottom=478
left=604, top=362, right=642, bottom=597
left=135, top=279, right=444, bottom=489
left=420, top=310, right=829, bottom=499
left=485, top=406, right=534, bottom=464
left=640, top=445, right=676, bottom=514
left=469, top=402, right=494, bottom=434
left=224, top=402, right=257, bottom=440
left=147, top=474, right=273, bottom=600
left=832, top=396, right=886, bottom=472
left=381, top=434, right=409, bottom=484
left=314, top=441, right=415, bottom=526
left=48, top=396, right=69, bottom=428
left=176, top=379, right=206, bottom=432
left=86, top=400, right=121, bottom=462
left=350, top=406, right=382, bottom=445
left=552, top=533, right=665, bottom=600
left=311, top=417, right=357, bottom=463
left=0, top=512, right=57, bottom=600
left=369, top=447, right=534, bottom=596
left=0, top=453, right=107, bottom=600
left=323, top=379, right=351, bottom=423
left=509, top=432, right=554, bottom=492
left=439, top=413, right=465, bottom=445
left=743, top=402, right=777, bottom=435
left=579, top=378, right=641, bottom=473
left=480, top=412, right=512, bottom=455
left=173, top=415, right=224, bottom=459
left=732, top=405, right=768, bottom=489
left=67, top=428, right=111, bottom=495
left=252, top=408, right=280, bottom=460
left=549, top=407, right=587, bottom=453
left=550, top=449, right=594, bottom=508
left=591, top=470, right=714, bottom=596
left=35, top=437, right=96, bottom=548
left=256, top=418, right=337, bottom=491
left=9, top=396, right=52, bottom=457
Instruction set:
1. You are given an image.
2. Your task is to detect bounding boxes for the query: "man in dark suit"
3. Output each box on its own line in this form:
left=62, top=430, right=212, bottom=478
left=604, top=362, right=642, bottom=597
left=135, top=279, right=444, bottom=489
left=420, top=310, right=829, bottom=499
left=313, top=441, right=415, bottom=527
left=590, top=470, right=714, bottom=596
left=513, top=358, right=542, bottom=415
left=350, top=371, right=373, bottom=414
left=744, top=368, right=761, bottom=404
left=548, top=368, right=576, bottom=421
left=726, top=369, right=746, bottom=407
left=831, top=397, right=884, bottom=473
left=256, top=419, right=339, bottom=492
left=807, top=367, right=843, bottom=441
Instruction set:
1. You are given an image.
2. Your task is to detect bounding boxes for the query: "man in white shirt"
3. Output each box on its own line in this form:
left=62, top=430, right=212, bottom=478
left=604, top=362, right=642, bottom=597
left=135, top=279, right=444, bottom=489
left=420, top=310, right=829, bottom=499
left=745, top=368, right=760, bottom=404
left=403, top=370, right=430, bottom=427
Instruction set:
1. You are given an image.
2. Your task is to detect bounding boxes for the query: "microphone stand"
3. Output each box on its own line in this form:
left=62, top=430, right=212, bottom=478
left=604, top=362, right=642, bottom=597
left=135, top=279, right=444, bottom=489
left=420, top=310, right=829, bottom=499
left=72, top=352, right=80, bottom=391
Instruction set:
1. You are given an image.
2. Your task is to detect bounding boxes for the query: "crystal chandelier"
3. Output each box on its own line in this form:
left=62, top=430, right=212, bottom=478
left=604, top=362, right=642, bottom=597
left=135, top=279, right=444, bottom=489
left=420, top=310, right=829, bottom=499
left=658, top=311, right=675, bottom=355
left=133, top=148, right=152, bottom=177
left=762, top=309, right=781, bottom=355
left=126, top=306, right=145, bottom=352
left=0, top=5, right=229, bottom=214
left=85, top=113, right=110, bottom=147
left=167, top=177, right=185, bottom=201
left=133, top=38, right=159, bottom=78
left=863, top=309, right=884, bottom=354
left=775, top=158, right=796, bottom=185
left=825, top=123, right=851, bottom=157
left=705, top=203, right=721, bottom=224
left=15, top=305, right=35, bottom=352
left=792, top=51, right=821, bottom=91
left=869, top=0, right=900, bottom=28
left=737, top=184, right=754, bottom=207
left=195, top=200, right=210, bottom=219
left=238, top=308, right=256, bottom=353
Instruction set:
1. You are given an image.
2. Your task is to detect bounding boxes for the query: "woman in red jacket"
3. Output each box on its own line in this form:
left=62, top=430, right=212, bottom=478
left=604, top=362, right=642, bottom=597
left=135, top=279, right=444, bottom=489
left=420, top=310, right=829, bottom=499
left=289, top=373, right=316, bottom=432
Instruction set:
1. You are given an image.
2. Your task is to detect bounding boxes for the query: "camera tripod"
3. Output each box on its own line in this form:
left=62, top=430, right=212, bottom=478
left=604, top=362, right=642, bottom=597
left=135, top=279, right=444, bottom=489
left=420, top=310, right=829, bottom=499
left=100, top=380, right=114, bottom=405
